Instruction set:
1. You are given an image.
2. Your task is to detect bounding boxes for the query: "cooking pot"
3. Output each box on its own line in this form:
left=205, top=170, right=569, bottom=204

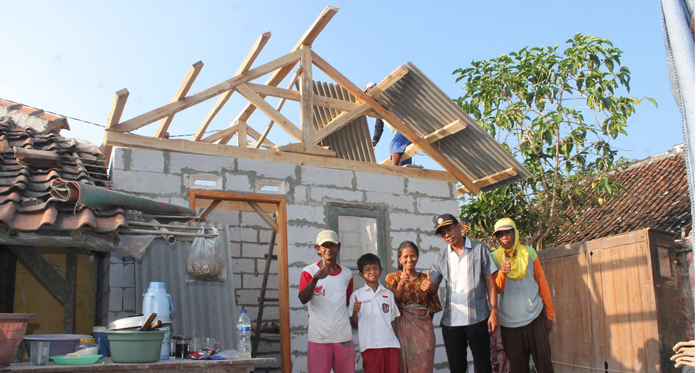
left=108, top=315, right=172, bottom=331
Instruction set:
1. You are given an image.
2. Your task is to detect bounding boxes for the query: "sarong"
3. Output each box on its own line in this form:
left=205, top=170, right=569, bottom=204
left=395, top=305, right=434, bottom=373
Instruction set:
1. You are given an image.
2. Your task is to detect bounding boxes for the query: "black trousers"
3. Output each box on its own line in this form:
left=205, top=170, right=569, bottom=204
left=441, top=319, right=492, bottom=373
left=500, top=312, right=554, bottom=373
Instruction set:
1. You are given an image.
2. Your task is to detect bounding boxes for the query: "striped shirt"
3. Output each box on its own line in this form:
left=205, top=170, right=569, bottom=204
left=430, top=237, right=499, bottom=326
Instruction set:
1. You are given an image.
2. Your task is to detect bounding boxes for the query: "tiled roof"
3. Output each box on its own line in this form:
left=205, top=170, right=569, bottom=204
left=0, top=99, right=70, bottom=134
left=0, top=118, right=128, bottom=233
left=552, top=145, right=691, bottom=247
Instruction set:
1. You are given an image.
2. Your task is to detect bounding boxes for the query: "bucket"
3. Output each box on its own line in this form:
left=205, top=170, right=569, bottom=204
left=142, top=282, right=173, bottom=360
left=106, top=331, right=164, bottom=364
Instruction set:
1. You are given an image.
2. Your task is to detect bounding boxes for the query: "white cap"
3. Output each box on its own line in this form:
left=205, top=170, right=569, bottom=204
left=316, top=230, right=340, bottom=246
left=363, top=82, right=377, bottom=92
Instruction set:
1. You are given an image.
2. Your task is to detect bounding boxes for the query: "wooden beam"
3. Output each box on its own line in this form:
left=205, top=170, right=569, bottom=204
left=313, top=102, right=372, bottom=143
left=156, top=61, right=204, bottom=138
left=193, top=33, right=271, bottom=141
left=300, top=45, right=314, bottom=151
left=110, top=50, right=302, bottom=133
left=201, top=124, right=238, bottom=143
left=366, top=65, right=409, bottom=99
left=379, top=119, right=467, bottom=164
left=237, top=119, right=248, bottom=147
left=246, top=83, right=360, bottom=112
left=236, top=83, right=303, bottom=141
left=104, top=131, right=458, bottom=183
left=311, top=52, right=481, bottom=194
left=7, top=246, right=68, bottom=303
left=221, top=6, right=340, bottom=145
left=101, top=88, right=129, bottom=166
left=456, top=167, right=518, bottom=195
left=253, top=69, right=302, bottom=149
left=248, top=202, right=278, bottom=232
left=63, top=248, right=76, bottom=334
left=274, top=143, right=336, bottom=157
left=423, top=119, right=467, bottom=143
left=198, top=200, right=222, bottom=220
left=275, top=199, right=290, bottom=373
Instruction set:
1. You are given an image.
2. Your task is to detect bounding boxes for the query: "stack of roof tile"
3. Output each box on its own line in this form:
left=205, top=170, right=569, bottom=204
left=0, top=118, right=127, bottom=233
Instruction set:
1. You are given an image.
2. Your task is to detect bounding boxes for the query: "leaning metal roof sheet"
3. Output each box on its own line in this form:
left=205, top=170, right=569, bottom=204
left=378, top=62, right=531, bottom=192
left=313, top=81, right=376, bottom=163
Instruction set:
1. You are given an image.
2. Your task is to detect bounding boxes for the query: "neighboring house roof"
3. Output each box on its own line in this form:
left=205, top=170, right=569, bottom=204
left=553, top=145, right=691, bottom=247
left=0, top=117, right=127, bottom=233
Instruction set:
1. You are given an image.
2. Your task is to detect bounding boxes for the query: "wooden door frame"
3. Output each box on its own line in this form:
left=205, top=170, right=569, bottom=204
left=188, top=189, right=290, bottom=373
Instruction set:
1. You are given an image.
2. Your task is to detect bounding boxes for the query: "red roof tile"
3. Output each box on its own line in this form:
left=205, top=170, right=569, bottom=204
left=552, top=146, right=691, bottom=247
left=0, top=118, right=127, bottom=232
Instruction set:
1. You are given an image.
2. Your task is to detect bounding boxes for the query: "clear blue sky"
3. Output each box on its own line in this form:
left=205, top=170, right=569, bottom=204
left=1, top=0, right=683, bottom=166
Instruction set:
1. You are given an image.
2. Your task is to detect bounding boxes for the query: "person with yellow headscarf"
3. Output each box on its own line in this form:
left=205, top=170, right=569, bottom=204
left=491, top=218, right=555, bottom=373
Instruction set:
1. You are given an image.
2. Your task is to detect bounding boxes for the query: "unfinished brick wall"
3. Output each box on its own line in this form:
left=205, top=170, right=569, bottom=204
left=107, top=147, right=461, bottom=373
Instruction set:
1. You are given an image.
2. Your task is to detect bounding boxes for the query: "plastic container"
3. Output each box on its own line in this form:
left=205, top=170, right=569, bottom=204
left=142, top=281, right=173, bottom=360
left=106, top=330, right=165, bottom=364
left=0, top=313, right=34, bottom=368
left=236, top=310, right=251, bottom=359
left=75, top=338, right=99, bottom=355
left=24, top=334, right=92, bottom=358
left=91, top=326, right=110, bottom=357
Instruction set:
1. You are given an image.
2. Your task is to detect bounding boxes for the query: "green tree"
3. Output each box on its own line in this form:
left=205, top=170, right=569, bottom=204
left=453, top=34, right=655, bottom=249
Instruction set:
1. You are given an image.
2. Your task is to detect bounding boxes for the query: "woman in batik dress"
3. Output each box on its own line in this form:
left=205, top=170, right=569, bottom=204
left=385, top=241, right=442, bottom=373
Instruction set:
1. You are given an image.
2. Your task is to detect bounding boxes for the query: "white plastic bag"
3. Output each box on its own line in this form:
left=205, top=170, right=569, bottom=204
left=186, top=228, right=226, bottom=282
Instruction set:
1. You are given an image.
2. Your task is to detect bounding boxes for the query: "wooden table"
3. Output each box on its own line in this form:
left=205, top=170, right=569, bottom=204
left=0, top=357, right=276, bottom=373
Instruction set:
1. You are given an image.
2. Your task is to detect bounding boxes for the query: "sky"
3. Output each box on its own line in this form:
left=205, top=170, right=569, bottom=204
left=0, top=0, right=684, bottom=168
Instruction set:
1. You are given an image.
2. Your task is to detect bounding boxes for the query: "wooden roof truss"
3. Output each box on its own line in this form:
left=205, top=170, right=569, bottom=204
left=102, top=6, right=524, bottom=195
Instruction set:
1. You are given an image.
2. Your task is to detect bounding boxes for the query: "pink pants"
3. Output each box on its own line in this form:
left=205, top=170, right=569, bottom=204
left=308, top=341, right=356, bottom=373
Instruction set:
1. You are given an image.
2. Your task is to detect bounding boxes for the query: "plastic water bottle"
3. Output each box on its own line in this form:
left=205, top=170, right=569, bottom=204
left=236, top=310, right=252, bottom=359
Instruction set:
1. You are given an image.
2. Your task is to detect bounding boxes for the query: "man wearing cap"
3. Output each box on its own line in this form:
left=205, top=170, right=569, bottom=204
left=299, top=230, right=355, bottom=373
left=422, top=213, right=499, bottom=373
left=491, top=218, right=555, bottom=373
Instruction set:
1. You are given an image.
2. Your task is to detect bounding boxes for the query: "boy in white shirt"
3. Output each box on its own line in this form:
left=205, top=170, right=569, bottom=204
left=349, top=253, right=400, bottom=373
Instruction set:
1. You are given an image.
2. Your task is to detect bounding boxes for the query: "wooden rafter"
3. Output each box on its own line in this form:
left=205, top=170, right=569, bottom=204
left=313, top=102, right=371, bottom=143
left=193, top=32, right=271, bottom=141
left=109, top=50, right=302, bottom=134
left=300, top=45, right=314, bottom=151
left=254, top=69, right=301, bottom=149
left=380, top=119, right=467, bottom=164
left=218, top=5, right=339, bottom=145
left=102, top=88, right=129, bottom=166
left=311, top=52, right=481, bottom=194
left=236, top=83, right=302, bottom=141
left=157, top=61, right=204, bottom=138
left=456, top=167, right=518, bottom=195
left=245, top=82, right=360, bottom=112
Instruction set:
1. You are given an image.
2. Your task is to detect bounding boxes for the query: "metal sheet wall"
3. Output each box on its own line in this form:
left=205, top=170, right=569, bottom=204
left=135, top=223, right=238, bottom=352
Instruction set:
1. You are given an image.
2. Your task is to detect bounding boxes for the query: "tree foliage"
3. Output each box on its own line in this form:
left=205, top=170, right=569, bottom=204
left=453, top=34, right=656, bottom=249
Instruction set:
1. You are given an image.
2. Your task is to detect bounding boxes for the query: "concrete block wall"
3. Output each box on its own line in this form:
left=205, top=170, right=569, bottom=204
left=109, top=148, right=462, bottom=372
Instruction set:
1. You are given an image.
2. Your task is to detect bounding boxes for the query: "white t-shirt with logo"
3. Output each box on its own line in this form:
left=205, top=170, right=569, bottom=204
left=300, top=262, right=354, bottom=343
left=349, top=283, right=401, bottom=352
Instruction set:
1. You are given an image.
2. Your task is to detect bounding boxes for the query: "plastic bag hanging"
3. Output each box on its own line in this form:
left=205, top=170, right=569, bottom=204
left=186, top=227, right=226, bottom=282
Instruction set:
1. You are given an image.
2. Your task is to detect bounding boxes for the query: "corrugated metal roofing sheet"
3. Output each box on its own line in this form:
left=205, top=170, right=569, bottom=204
left=313, top=81, right=376, bottom=163
left=135, top=223, right=238, bottom=352
left=378, top=62, right=531, bottom=192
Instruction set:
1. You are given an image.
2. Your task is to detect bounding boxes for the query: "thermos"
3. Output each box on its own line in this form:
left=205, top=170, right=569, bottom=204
left=142, top=281, right=174, bottom=360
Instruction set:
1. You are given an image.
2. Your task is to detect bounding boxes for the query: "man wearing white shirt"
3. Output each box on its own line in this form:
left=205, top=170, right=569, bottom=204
left=422, top=214, right=500, bottom=373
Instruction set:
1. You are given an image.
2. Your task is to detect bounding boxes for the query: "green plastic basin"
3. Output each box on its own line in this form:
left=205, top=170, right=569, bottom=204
left=106, top=331, right=164, bottom=364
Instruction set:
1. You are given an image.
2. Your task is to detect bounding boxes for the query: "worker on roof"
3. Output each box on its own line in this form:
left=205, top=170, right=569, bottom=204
left=363, top=82, right=413, bottom=166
